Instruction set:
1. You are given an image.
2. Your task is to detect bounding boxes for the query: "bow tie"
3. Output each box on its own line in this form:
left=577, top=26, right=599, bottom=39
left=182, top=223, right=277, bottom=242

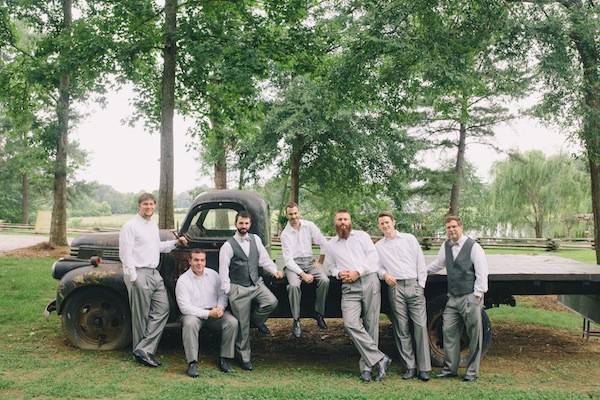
left=451, top=241, right=460, bottom=247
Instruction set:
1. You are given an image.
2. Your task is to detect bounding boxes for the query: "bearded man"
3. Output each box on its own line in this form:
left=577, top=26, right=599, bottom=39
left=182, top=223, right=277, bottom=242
left=325, top=209, right=391, bottom=383
left=219, top=210, right=284, bottom=371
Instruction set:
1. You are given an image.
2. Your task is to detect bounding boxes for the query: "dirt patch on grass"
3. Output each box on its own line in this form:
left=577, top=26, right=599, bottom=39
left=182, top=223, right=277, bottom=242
left=2, top=242, right=69, bottom=258
left=516, top=295, right=571, bottom=312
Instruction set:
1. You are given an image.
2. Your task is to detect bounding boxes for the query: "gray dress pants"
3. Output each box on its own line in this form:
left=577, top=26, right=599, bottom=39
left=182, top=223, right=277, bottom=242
left=228, top=280, right=278, bottom=362
left=181, top=312, right=238, bottom=363
left=124, top=267, right=169, bottom=355
left=341, top=272, right=385, bottom=372
left=387, top=278, right=431, bottom=372
left=285, top=256, right=330, bottom=320
left=441, top=293, right=483, bottom=377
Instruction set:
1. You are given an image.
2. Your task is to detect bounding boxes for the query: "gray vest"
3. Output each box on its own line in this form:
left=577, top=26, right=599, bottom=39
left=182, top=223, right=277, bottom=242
left=227, top=235, right=260, bottom=287
left=444, top=237, right=476, bottom=296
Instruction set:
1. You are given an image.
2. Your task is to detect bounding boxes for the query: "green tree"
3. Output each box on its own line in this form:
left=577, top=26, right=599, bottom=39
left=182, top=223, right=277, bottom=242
left=2, top=1, right=116, bottom=244
left=490, top=151, right=590, bottom=238
left=505, top=1, right=600, bottom=259
left=335, top=0, right=529, bottom=216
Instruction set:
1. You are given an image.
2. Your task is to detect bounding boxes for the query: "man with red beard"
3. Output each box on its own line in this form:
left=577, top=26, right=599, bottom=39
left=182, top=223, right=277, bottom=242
left=325, top=209, right=391, bottom=382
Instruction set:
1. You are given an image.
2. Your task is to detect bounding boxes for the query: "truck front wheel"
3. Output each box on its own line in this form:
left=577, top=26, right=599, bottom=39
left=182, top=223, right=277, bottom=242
left=426, top=295, right=492, bottom=367
left=61, top=287, right=131, bottom=350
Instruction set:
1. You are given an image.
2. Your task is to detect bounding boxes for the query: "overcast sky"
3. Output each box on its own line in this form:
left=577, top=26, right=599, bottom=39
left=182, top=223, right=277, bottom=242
left=73, top=87, right=581, bottom=194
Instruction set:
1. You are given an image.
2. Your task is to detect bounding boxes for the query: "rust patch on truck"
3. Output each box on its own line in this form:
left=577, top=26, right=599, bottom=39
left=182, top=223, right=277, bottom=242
left=73, top=270, right=116, bottom=285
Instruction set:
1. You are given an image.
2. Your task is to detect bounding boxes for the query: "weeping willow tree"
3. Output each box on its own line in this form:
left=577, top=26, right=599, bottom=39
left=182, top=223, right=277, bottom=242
left=490, top=151, right=590, bottom=238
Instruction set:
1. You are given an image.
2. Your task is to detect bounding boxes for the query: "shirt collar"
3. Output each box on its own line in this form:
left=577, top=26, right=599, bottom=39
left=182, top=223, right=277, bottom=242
left=383, top=230, right=400, bottom=242
left=234, top=232, right=251, bottom=242
left=135, top=213, right=151, bottom=224
left=452, top=235, right=467, bottom=247
left=334, top=229, right=357, bottom=242
left=284, top=220, right=304, bottom=233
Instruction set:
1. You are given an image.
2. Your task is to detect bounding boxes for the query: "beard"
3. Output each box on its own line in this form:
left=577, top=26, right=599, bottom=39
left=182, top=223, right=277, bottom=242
left=237, top=227, right=248, bottom=235
left=335, top=223, right=352, bottom=239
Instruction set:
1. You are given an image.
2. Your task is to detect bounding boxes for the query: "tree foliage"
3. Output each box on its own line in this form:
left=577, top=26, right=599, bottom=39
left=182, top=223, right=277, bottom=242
left=490, top=151, right=590, bottom=238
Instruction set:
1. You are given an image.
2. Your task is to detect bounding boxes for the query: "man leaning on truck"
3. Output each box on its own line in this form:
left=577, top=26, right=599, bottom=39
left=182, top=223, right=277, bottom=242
left=427, top=215, right=489, bottom=382
left=118, top=192, right=188, bottom=368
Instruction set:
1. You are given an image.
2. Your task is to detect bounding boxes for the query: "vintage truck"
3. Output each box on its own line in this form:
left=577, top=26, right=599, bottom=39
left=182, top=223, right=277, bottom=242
left=45, top=189, right=600, bottom=367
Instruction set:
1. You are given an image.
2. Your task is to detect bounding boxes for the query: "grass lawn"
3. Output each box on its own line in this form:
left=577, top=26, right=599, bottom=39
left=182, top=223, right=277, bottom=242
left=1, top=252, right=600, bottom=399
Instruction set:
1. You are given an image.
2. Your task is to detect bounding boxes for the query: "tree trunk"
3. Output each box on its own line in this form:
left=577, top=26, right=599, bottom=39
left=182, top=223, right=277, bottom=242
left=589, top=158, right=600, bottom=263
left=158, top=0, right=177, bottom=229
left=534, top=218, right=543, bottom=238
left=21, top=173, right=29, bottom=224
left=238, top=167, right=245, bottom=190
left=214, top=137, right=227, bottom=190
left=567, top=1, right=600, bottom=262
left=49, top=0, right=72, bottom=247
left=448, top=122, right=467, bottom=215
left=289, top=137, right=304, bottom=204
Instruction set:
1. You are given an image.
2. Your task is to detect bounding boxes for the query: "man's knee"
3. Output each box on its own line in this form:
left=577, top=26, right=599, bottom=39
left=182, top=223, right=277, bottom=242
left=287, top=282, right=301, bottom=293
left=318, top=276, right=330, bottom=286
left=182, top=315, right=200, bottom=328
left=222, top=315, right=239, bottom=332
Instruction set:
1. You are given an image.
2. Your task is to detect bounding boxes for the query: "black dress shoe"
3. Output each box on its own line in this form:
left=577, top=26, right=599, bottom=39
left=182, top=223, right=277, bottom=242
left=186, top=361, right=199, bottom=378
left=436, top=371, right=457, bottom=378
left=315, top=312, right=328, bottom=330
left=241, top=360, right=253, bottom=371
left=292, top=319, right=302, bottom=338
left=402, top=368, right=416, bottom=380
left=218, top=357, right=233, bottom=373
left=463, top=375, right=478, bottom=382
left=418, top=371, right=431, bottom=381
left=148, top=353, right=162, bottom=366
left=256, top=323, right=271, bottom=335
left=374, top=355, right=391, bottom=382
left=132, top=349, right=159, bottom=367
left=360, top=370, right=372, bottom=382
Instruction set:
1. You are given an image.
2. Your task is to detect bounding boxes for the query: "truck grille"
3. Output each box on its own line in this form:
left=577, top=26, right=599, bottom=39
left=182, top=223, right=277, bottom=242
left=70, top=246, right=120, bottom=261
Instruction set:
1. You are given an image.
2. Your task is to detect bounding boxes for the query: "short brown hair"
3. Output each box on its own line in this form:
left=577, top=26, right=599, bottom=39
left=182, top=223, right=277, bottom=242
left=444, top=215, right=463, bottom=226
left=285, top=201, right=298, bottom=211
left=138, top=193, right=156, bottom=205
left=189, top=248, right=206, bottom=257
left=377, top=211, right=395, bottom=221
left=235, top=210, right=252, bottom=223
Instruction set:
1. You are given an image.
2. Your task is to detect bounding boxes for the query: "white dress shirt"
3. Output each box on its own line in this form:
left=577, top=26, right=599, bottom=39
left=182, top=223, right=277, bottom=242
left=427, top=234, right=489, bottom=297
left=218, top=232, right=278, bottom=294
left=325, top=230, right=380, bottom=277
left=280, top=219, right=327, bottom=275
left=118, top=214, right=177, bottom=282
left=376, top=231, right=427, bottom=288
left=176, top=268, right=228, bottom=319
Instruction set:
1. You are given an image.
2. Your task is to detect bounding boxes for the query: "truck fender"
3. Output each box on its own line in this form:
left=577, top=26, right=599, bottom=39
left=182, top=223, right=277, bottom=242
left=56, top=261, right=128, bottom=315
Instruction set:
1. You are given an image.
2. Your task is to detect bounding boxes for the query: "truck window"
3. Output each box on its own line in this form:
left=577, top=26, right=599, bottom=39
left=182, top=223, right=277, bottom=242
left=187, top=208, right=238, bottom=239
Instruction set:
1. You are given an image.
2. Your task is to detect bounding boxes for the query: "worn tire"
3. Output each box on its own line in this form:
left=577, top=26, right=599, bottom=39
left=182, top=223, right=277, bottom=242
left=61, top=287, right=131, bottom=350
left=426, top=295, right=492, bottom=368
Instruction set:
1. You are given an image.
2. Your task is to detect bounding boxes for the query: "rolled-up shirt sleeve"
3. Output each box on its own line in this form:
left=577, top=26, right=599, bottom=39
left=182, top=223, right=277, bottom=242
left=281, top=232, right=302, bottom=275
left=427, top=244, right=447, bottom=274
left=324, top=243, right=340, bottom=277
left=219, top=242, right=233, bottom=294
left=471, top=243, right=489, bottom=295
left=118, top=224, right=137, bottom=282
left=217, top=282, right=228, bottom=310
left=175, top=280, right=209, bottom=319
left=310, top=222, right=328, bottom=255
left=159, top=239, right=178, bottom=253
left=255, top=234, right=278, bottom=275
